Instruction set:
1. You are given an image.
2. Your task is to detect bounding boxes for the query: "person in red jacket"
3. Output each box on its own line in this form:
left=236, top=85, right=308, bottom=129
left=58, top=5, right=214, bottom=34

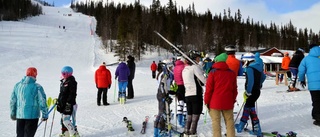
left=150, top=61, right=158, bottom=79
left=204, top=53, right=238, bottom=137
left=95, top=62, right=112, bottom=106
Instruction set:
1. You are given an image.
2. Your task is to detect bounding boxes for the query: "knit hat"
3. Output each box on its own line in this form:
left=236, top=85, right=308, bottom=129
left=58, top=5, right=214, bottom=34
left=214, top=53, right=228, bottom=62
left=26, top=67, right=37, bottom=78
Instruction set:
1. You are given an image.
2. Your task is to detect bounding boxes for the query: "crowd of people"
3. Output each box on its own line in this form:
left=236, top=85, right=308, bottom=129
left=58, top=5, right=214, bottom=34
left=152, top=44, right=320, bottom=137
left=9, top=44, right=320, bottom=137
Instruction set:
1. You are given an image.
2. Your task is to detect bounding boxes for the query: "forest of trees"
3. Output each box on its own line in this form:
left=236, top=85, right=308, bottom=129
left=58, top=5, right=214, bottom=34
left=0, top=0, right=46, bottom=21
left=71, top=0, right=320, bottom=60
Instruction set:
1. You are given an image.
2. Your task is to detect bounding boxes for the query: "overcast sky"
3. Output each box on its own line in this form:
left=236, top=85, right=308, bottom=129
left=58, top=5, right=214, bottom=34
left=52, top=0, right=320, bottom=32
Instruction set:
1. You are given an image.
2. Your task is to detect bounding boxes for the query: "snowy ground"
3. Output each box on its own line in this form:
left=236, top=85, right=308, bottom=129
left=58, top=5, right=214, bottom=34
left=0, top=5, right=319, bottom=137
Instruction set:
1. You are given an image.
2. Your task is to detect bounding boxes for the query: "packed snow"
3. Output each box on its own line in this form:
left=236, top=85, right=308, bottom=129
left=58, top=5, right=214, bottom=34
left=0, top=5, right=318, bottom=137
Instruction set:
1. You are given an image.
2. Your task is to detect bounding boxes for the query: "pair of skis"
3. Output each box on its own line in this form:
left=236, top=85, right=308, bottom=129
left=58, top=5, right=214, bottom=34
left=122, top=116, right=149, bottom=133
left=244, top=128, right=297, bottom=137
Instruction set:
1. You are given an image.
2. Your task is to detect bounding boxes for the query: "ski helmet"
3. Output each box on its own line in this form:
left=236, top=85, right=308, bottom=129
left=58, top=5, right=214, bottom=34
left=225, top=45, right=236, bottom=55
left=241, top=53, right=255, bottom=61
left=26, top=67, right=37, bottom=78
left=61, top=66, right=73, bottom=78
left=188, top=50, right=201, bottom=60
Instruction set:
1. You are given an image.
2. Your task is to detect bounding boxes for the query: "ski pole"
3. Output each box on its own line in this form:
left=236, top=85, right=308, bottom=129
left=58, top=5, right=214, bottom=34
left=234, top=101, right=245, bottom=123
left=49, top=99, right=57, bottom=137
left=43, top=97, right=52, bottom=136
left=113, top=80, right=117, bottom=102
left=38, top=103, right=57, bottom=128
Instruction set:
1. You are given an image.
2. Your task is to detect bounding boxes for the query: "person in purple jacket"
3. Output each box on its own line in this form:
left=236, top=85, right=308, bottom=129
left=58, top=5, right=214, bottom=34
left=115, top=61, right=130, bottom=102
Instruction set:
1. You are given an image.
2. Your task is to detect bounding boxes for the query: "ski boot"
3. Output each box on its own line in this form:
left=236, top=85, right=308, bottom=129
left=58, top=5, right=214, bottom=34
left=286, top=131, right=297, bottom=137
left=59, top=130, right=70, bottom=137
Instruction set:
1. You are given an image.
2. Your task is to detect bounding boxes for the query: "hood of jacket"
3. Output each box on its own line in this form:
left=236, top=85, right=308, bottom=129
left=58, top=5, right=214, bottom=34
left=212, top=62, right=229, bottom=70
left=309, top=46, right=320, bottom=57
left=248, top=52, right=264, bottom=72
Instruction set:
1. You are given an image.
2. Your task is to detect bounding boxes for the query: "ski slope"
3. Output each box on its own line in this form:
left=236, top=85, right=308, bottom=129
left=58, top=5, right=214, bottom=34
left=0, top=5, right=319, bottom=137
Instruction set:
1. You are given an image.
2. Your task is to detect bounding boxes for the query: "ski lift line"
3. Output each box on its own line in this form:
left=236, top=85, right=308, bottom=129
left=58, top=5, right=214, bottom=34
left=153, top=31, right=198, bottom=66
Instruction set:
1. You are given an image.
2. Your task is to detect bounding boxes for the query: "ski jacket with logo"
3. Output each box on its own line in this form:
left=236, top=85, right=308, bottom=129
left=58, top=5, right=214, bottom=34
left=57, top=76, right=77, bottom=115
left=95, top=65, right=112, bottom=88
left=204, top=62, right=237, bottom=110
left=173, top=60, right=185, bottom=85
left=115, top=62, right=130, bottom=82
left=298, top=46, right=320, bottom=91
left=10, top=76, right=48, bottom=119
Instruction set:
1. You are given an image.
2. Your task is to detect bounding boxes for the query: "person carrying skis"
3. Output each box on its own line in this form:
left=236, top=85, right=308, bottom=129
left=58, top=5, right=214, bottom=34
left=56, top=66, right=79, bottom=137
left=225, top=45, right=243, bottom=76
left=279, top=52, right=291, bottom=83
left=10, top=67, right=48, bottom=137
left=127, top=55, right=136, bottom=99
left=151, top=61, right=158, bottom=79
left=204, top=53, right=238, bottom=137
left=154, top=61, right=174, bottom=137
left=235, top=52, right=266, bottom=137
left=288, top=48, right=305, bottom=91
left=95, top=62, right=112, bottom=106
left=182, top=50, right=207, bottom=136
left=115, top=61, right=130, bottom=102
left=298, top=44, right=320, bottom=126
left=173, top=56, right=187, bottom=127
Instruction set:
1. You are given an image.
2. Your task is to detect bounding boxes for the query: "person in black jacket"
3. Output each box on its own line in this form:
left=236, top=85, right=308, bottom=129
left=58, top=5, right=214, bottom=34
left=288, top=48, right=305, bottom=91
left=127, top=55, right=136, bottom=99
left=56, top=66, right=79, bottom=137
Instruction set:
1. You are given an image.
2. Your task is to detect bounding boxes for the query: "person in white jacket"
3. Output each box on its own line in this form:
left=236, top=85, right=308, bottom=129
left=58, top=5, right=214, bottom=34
left=182, top=50, right=207, bottom=136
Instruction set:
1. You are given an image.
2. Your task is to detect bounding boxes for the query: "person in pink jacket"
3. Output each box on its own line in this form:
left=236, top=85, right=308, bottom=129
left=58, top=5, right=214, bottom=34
left=173, top=57, right=186, bottom=127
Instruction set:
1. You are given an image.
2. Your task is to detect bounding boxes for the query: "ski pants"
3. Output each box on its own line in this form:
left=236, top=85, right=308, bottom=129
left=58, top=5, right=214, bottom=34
left=61, top=104, right=77, bottom=131
left=16, top=119, right=39, bottom=137
left=310, top=91, right=320, bottom=120
left=118, top=81, right=128, bottom=98
left=97, top=88, right=108, bottom=105
left=127, top=78, right=134, bottom=98
left=245, top=90, right=260, bottom=108
left=289, top=68, right=298, bottom=88
left=152, top=71, right=156, bottom=79
left=209, top=109, right=235, bottom=137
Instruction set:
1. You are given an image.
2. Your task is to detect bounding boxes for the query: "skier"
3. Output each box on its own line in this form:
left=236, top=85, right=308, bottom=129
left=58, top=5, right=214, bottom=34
left=56, top=66, right=79, bottom=137
left=202, top=54, right=213, bottom=75
left=235, top=53, right=266, bottom=137
left=10, top=67, right=48, bottom=137
left=151, top=61, right=158, bottom=79
left=95, top=62, right=112, bottom=106
left=127, top=55, right=136, bottom=99
left=154, top=61, right=174, bottom=137
left=225, top=45, right=243, bottom=76
left=173, top=57, right=187, bottom=127
left=182, top=50, right=207, bottom=136
left=204, top=53, right=238, bottom=137
left=115, top=61, right=130, bottom=103
left=298, top=44, right=320, bottom=126
left=279, top=52, right=291, bottom=83
left=288, top=48, right=305, bottom=91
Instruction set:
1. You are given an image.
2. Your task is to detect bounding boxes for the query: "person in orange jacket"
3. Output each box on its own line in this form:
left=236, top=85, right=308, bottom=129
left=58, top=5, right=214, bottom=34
left=279, top=52, right=291, bottom=82
left=225, top=45, right=243, bottom=76
left=95, top=62, right=112, bottom=106
left=150, top=61, right=158, bottom=79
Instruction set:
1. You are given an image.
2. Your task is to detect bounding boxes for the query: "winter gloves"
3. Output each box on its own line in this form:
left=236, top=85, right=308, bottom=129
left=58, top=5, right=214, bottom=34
left=243, top=91, right=250, bottom=102
left=11, top=115, right=16, bottom=121
left=300, top=81, right=306, bottom=88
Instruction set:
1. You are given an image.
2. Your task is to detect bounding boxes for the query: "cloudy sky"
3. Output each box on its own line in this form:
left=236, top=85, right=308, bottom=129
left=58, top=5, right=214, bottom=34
left=52, top=0, right=320, bottom=32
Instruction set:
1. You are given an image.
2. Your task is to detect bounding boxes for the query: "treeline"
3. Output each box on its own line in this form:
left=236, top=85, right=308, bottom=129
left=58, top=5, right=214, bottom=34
left=0, top=0, right=43, bottom=21
left=71, top=0, right=320, bottom=59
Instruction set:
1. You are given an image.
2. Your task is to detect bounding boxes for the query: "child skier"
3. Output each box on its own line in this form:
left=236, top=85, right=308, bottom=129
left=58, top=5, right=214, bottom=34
left=115, top=61, right=130, bottom=104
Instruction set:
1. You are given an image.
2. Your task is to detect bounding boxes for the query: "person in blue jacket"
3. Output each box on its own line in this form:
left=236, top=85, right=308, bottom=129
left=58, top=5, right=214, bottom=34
left=10, top=67, right=48, bottom=137
left=235, top=53, right=266, bottom=137
left=298, top=44, right=320, bottom=126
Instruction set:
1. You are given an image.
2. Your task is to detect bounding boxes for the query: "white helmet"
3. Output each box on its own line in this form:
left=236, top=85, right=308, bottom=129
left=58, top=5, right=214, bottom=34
left=242, top=53, right=255, bottom=61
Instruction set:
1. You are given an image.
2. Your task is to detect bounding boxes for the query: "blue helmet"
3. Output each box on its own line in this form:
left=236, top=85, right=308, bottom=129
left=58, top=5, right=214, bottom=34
left=61, top=66, right=73, bottom=75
